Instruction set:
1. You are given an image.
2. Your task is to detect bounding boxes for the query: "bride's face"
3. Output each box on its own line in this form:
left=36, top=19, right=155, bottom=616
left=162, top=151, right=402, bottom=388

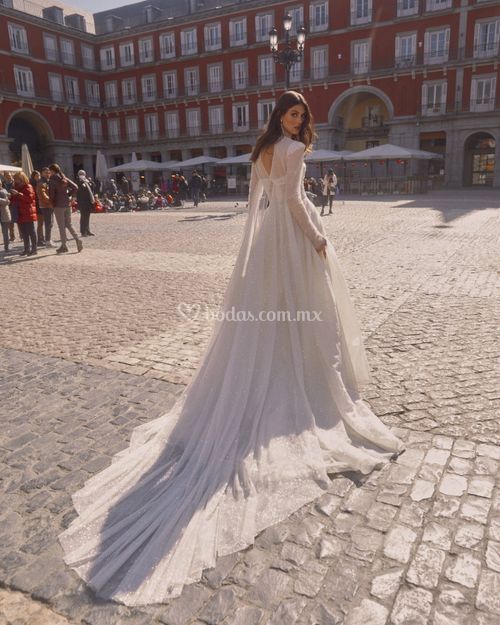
left=281, top=104, right=306, bottom=138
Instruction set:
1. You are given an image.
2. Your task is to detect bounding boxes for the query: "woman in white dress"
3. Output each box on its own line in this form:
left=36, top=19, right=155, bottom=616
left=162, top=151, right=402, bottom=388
left=59, top=91, right=405, bottom=607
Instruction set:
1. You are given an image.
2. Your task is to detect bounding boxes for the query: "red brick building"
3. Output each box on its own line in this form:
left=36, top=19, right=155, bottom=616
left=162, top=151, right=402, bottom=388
left=0, top=0, right=498, bottom=186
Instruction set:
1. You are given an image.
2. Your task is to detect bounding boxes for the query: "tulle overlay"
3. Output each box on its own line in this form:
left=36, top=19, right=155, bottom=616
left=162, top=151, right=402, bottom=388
left=59, top=136, right=404, bottom=606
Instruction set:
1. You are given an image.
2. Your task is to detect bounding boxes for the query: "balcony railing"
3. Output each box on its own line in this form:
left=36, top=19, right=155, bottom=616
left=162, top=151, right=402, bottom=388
left=395, top=54, right=416, bottom=68
left=350, top=9, right=372, bottom=26
left=423, top=49, right=449, bottom=64
left=396, top=0, right=419, bottom=17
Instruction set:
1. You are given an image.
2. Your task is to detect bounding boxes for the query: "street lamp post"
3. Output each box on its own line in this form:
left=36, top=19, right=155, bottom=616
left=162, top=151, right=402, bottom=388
left=269, top=14, right=306, bottom=90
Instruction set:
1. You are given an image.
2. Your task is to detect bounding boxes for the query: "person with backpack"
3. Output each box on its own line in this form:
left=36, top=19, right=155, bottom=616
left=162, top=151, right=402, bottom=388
left=76, top=170, right=95, bottom=237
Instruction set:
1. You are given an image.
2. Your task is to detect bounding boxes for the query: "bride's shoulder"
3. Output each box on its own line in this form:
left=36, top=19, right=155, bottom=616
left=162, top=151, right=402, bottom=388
left=282, top=137, right=306, bottom=154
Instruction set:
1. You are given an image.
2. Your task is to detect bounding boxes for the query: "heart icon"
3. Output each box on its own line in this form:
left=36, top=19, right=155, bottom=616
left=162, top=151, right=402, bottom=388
left=177, top=302, right=202, bottom=321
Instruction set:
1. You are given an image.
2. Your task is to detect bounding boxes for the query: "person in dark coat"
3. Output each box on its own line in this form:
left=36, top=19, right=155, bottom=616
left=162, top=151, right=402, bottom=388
left=189, top=170, right=202, bottom=207
left=76, top=170, right=95, bottom=236
left=11, top=172, right=37, bottom=256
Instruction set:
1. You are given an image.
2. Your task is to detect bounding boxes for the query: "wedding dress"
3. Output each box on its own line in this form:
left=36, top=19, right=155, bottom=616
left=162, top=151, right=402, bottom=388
left=59, top=136, right=404, bottom=607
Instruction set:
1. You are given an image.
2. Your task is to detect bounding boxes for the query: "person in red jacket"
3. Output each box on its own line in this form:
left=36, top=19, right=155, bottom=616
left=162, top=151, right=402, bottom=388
left=11, top=172, right=37, bottom=256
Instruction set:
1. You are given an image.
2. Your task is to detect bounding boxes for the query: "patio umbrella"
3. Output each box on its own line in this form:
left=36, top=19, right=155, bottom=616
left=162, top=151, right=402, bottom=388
left=108, top=159, right=173, bottom=173
left=95, top=150, right=109, bottom=181
left=344, top=144, right=441, bottom=161
left=305, top=149, right=351, bottom=162
left=168, top=155, right=219, bottom=169
left=21, top=144, right=33, bottom=176
left=0, top=164, right=22, bottom=173
left=216, top=153, right=252, bottom=165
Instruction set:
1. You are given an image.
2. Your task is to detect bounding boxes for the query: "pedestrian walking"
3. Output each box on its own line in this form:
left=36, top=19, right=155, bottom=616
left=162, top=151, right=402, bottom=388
left=321, top=168, right=337, bottom=216
left=11, top=172, right=37, bottom=256
left=36, top=167, right=55, bottom=247
left=0, top=180, right=11, bottom=252
left=3, top=172, right=16, bottom=242
left=48, top=163, right=82, bottom=254
left=189, top=170, right=202, bottom=207
left=76, top=170, right=95, bottom=237
left=30, top=170, right=45, bottom=246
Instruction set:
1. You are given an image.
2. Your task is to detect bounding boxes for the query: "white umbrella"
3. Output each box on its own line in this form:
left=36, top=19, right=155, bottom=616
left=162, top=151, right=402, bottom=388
left=95, top=150, right=109, bottom=180
left=108, top=159, right=172, bottom=173
left=21, top=144, right=33, bottom=176
left=306, top=149, right=351, bottom=162
left=344, top=144, right=441, bottom=161
left=170, top=155, right=219, bottom=169
left=216, top=153, right=252, bottom=165
left=0, top=164, right=22, bottom=173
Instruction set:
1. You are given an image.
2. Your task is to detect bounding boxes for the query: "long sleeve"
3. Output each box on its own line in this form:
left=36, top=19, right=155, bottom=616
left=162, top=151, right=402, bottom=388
left=248, top=163, right=264, bottom=212
left=285, top=142, right=327, bottom=251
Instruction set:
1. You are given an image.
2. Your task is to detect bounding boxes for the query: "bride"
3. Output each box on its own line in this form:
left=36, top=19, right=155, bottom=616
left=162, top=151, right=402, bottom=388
left=59, top=91, right=405, bottom=607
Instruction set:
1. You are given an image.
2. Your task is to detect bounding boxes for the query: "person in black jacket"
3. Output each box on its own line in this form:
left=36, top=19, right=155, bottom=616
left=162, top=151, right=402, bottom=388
left=76, top=170, right=95, bottom=237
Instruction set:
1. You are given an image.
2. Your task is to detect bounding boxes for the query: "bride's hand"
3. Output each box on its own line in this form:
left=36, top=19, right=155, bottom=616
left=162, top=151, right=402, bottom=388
left=316, top=241, right=327, bottom=259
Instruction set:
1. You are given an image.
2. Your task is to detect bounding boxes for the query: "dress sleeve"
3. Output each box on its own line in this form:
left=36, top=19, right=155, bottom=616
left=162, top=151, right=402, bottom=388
left=285, top=142, right=327, bottom=251
left=248, top=162, right=264, bottom=212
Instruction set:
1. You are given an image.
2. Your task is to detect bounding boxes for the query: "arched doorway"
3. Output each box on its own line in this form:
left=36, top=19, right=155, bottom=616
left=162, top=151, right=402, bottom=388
left=463, top=132, right=495, bottom=186
left=7, top=110, right=53, bottom=169
left=328, top=87, right=393, bottom=152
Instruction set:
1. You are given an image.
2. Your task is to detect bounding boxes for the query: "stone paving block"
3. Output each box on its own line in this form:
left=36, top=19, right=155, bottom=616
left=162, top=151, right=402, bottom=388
left=370, top=568, right=404, bottom=601
left=460, top=496, right=492, bottom=524
left=444, top=553, right=481, bottom=589
left=476, top=570, right=500, bottom=615
left=454, top=523, right=484, bottom=550
left=344, top=599, right=388, bottom=625
left=406, top=543, right=446, bottom=588
left=383, top=525, right=417, bottom=563
left=390, top=586, right=433, bottom=625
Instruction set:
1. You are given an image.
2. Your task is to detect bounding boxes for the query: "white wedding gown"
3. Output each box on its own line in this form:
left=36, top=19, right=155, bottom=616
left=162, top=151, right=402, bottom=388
left=59, top=136, right=404, bottom=607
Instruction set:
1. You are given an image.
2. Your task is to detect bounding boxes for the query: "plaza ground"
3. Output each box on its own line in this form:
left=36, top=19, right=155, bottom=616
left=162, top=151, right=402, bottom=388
left=0, top=189, right=499, bottom=624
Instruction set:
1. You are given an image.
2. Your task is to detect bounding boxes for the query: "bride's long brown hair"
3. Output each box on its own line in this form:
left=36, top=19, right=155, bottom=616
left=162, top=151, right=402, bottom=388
left=250, top=91, right=316, bottom=162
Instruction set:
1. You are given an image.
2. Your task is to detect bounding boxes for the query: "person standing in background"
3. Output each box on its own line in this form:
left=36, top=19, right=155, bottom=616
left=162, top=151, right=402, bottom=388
left=189, top=170, right=202, bottom=207
left=0, top=180, right=11, bottom=253
left=48, top=163, right=82, bottom=255
left=30, top=170, right=45, bottom=247
left=11, top=172, right=37, bottom=256
left=3, top=173, right=16, bottom=242
left=76, top=170, right=95, bottom=237
left=37, top=167, right=55, bottom=247
left=321, top=168, right=337, bottom=216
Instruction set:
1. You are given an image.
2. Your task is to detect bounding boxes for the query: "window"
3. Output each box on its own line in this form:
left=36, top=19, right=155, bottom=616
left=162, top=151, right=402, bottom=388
left=208, top=105, right=224, bottom=133
left=255, top=13, right=273, bottom=43
left=81, top=44, right=95, bottom=69
left=351, top=0, right=372, bottom=26
left=122, top=78, right=137, bottom=105
left=120, top=42, right=134, bottom=66
left=160, top=32, right=175, bottom=58
left=186, top=108, right=201, bottom=136
left=233, top=103, right=249, bottom=131
left=470, top=76, right=496, bottom=112
left=259, top=56, right=275, bottom=86
left=60, top=39, right=75, bottom=65
left=208, top=63, right=223, bottom=93
left=184, top=68, right=199, bottom=96
left=163, top=71, right=177, bottom=98
left=426, top=0, right=451, bottom=11
left=286, top=6, right=304, bottom=35
left=395, top=33, right=417, bottom=67
left=70, top=117, right=86, bottom=143
left=100, top=46, right=115, bottom=70
left=144, top=113, right=159, bottom=139
left=474, top=20, right=500, bottom=58
left=90, top=118, right=102, bottom=143
left=289, top=58, right=304, bottom=83
left=48, top=73, right=63, bottom=102
left=421, top=81, right=447, bottom=115
left=205, top=23, right=221, bottom=51
left=397, top=0, right=418, bottom=17
left=141, top=75, right=157, bottom=101
left=8, top=23, right=28, bottom=54
left=352, top=40, right=371, bottom=74
left=258, top=100, right=275, bottom=126
left=311, top=46, right=328, bottom=79
left=105, top=81, right=118, bottom=106
left=165, top=111, right=179, bottom=138
left=65, top=76, right=80, bottom=104
left=14, top=66, right=34, bottom=96
left=107, top=118, right=121, bottom=143
left=424, top=28, right=450, bottom=64
left=230, top=18, right=247, bottom=46
left=139, top=38, right=154, bottom=63
left=86, top=80, right=100, bottom=106
left=310, top=2, right=328, bottom=32
left=181, top=28, right=197, bottom=55
left=43, top=34, right=58, bottom=62
left=232, top=59, right=248, bottom=90
left=126, top=117, right=139, bottom=142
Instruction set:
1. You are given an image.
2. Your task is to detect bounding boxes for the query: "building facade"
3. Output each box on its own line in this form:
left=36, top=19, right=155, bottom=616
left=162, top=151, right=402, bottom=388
left=0, top=0, right=499, bottom=187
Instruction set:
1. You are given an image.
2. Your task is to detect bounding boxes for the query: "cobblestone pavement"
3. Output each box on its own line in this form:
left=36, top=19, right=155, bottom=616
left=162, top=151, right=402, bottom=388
left=0, top=190, right=499, bottom=624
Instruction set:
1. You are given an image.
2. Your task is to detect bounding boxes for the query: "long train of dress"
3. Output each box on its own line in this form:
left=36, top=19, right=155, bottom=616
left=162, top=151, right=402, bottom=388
left=58, top=136, right=405, bottom=606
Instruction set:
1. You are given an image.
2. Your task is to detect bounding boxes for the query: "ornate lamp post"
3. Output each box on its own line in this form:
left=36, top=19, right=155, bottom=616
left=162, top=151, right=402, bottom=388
left=269, top=14, right=306, bottom=90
